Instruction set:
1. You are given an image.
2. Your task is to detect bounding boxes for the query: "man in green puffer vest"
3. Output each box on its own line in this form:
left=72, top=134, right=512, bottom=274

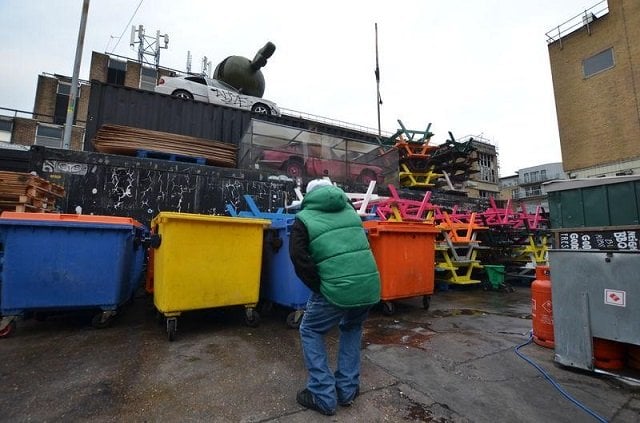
left=289, top=178, right=381, bottom=416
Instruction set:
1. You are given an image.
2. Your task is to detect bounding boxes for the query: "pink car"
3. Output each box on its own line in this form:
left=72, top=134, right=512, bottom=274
left=256, top=143, right=385, bottom=185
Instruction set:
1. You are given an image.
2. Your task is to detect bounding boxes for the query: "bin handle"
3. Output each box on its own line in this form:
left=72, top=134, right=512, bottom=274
left=141, top=234, right=162, bottom=249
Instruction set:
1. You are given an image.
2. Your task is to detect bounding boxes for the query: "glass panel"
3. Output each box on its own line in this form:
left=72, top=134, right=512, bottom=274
left=57, top=82, right=70, bottom=95
left=141, top=66, right=157, bottom=77
left=107, top=59, right=127, bottom=85
left=37, top=125, right=63, bottom=138
left=35, top=136, right=63, bottom=148
left=108, top=59, right=127, bottom=71
left=583, top=48, right=614, bottom=78
left=0, top=119, right=12, bottom=131
left=238, top=119, right=398, bottom=187
left=140, top=67, right=158, bottom=91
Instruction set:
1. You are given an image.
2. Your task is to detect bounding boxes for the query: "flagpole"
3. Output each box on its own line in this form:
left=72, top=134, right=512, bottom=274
left=375, top=23, right=382, bottom=137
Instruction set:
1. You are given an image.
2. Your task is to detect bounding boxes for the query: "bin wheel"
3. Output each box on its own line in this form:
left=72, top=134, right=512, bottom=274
left=244, top=308, right=260, bottom=328
left=91, top=311, right=116, bottom=329
left=0, top=319, right=16, bottom=339
left=422, top=296, right=431, bottom=311
left=381, top=301, right=396, bottom=316
left=286, top=310, right=304, bottom=329
left=167, top=318, right=177, bottom=342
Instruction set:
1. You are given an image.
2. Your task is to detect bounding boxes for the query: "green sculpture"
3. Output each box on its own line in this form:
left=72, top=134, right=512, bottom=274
left=213, top=42, right=276, bottom=98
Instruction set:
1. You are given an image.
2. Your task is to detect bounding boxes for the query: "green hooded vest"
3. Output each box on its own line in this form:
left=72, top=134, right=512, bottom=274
left=296, top=185, right=381, bottom=308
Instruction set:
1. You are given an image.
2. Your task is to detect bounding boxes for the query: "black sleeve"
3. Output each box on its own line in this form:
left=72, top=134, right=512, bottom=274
left=289, top=219, right=321, bottom=293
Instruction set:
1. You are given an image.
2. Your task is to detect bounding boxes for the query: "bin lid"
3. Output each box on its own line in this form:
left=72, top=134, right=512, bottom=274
left=0, top=212, right=144, bottom=227
left=152, top=211, right=270, bottom=227
left=363, top=220, right=440, bottom=233
left=238, top=211, right=295, bottom=228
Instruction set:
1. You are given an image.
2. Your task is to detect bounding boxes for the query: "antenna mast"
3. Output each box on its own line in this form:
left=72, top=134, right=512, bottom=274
left=375, top=23, right=382, bottom=137
left=130, top=25, right=169, bottom=68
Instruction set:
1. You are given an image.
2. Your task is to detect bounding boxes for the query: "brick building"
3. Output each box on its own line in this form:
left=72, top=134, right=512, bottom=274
left=461, top=137, right=500, bottom=199
left=1, top=51, right=177, bottom=151
left=547, top=0, right=640, bottom=178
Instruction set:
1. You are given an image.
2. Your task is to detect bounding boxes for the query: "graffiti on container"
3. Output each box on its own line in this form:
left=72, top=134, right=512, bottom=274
left=42, top=160, right=88, bottom=175
left=558, top=229, right=640, bottom=250
left=107, top=167, right=137, bottom=209
left=613, top=230, right=638, bottom=250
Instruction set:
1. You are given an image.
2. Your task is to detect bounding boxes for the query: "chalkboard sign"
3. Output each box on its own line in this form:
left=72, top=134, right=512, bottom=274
left=556, top=229, right=639, bottom=250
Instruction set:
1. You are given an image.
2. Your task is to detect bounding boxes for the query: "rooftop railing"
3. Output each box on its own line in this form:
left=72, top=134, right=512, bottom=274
left=545, top=1, right=609, bottom=44
left=280, top=107, right=394, bottom=139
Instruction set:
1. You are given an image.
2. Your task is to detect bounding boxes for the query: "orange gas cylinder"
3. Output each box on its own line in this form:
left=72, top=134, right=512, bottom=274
left=593, top=338, right=626, bottom=370
left=531, top=265, right=554, bottom=348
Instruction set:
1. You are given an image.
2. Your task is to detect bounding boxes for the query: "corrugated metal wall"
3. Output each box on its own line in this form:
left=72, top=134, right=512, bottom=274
left=85, top=81, right=382, bottom=152
left=85, top=81, right=254, bottom=150
left=0, top=148, right=31, bottom=173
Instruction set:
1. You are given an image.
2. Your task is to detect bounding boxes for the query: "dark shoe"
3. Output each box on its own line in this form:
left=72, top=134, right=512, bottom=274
left=338, top=386, right=360, bottom=407
left=296, top=388, right=335, bottom=416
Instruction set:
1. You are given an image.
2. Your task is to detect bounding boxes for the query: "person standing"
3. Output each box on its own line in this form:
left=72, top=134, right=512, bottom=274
left=289, top=178, right=381, bottom=416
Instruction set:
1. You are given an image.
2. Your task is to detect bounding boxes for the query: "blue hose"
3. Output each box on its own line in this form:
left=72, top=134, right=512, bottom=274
left=514, top=332, right=609, bottom=423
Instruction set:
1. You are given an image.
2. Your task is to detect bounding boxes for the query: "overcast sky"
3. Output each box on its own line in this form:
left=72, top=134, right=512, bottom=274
left=0, top=0, right=598, bottom=175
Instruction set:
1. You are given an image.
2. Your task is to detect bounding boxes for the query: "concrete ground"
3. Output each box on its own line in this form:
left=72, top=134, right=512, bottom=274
left=1, top=283, right=638, bottom=422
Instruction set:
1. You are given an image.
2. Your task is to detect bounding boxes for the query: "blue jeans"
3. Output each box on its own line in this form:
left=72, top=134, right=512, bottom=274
left=299, top=292, right=371, bottom=413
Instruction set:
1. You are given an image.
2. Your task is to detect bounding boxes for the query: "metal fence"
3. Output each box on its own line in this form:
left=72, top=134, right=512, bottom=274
left=545, top=0, right=609, bottom=44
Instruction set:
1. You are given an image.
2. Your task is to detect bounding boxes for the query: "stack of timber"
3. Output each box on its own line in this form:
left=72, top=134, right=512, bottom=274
left=0, top=171, right=65, bottom=213
left=92, top=124, right=237, bottom=167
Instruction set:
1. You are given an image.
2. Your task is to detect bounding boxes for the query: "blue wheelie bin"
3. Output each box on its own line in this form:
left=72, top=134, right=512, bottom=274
left=0, top=212, right=147, bottom=337
left=227, top=195, right=311, bottom=328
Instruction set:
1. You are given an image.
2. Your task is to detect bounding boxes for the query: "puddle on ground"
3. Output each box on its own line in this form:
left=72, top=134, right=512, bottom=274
left=407, top=403, right=437, bottom=422
left=363, top=319, right=435, bottom=350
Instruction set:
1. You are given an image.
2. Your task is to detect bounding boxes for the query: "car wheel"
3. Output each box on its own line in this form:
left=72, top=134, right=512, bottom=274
left=283, top=159, right=304, bottom=178
left=172, top=89, right=193, bottom=100
left=360, top=169, right=378, bottom=185
left=251, top=103, right=271, bottom=115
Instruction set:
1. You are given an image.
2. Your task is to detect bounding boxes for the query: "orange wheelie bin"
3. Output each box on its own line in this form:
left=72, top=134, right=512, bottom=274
left=363, top=220, right=440, bottom=315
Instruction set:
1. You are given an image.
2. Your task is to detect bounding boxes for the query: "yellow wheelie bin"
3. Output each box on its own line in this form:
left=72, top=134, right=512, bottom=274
left=149, top=212, right=270, bottom=341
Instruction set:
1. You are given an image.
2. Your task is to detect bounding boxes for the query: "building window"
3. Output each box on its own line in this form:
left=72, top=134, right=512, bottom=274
left=479, top=190, right=492, bottom=198
left=57, top=82, right=70, bottom=95
left=0, top=117, right=12, bottom=142
left=477, top=152, right=497, bottom=183
left=54, top=81, right=81, bottom=125
left=525, top=185, right=542, bottom=197
left=140, top=66, right=158, bottom=91
left=540, top=169, right=547, bottom=180
left=583, top=48, right=614, bottom=78
left=478, top=152, right=492, bottom=167
left=107, top=59, right=127, bottom=85
left=35, top=124, right=64, bottom=148
left=511, top=188, right=519, bottom=200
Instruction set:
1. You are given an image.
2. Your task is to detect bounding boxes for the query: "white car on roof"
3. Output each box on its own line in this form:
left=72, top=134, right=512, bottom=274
left=155, top=75, right=281, bottom=116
